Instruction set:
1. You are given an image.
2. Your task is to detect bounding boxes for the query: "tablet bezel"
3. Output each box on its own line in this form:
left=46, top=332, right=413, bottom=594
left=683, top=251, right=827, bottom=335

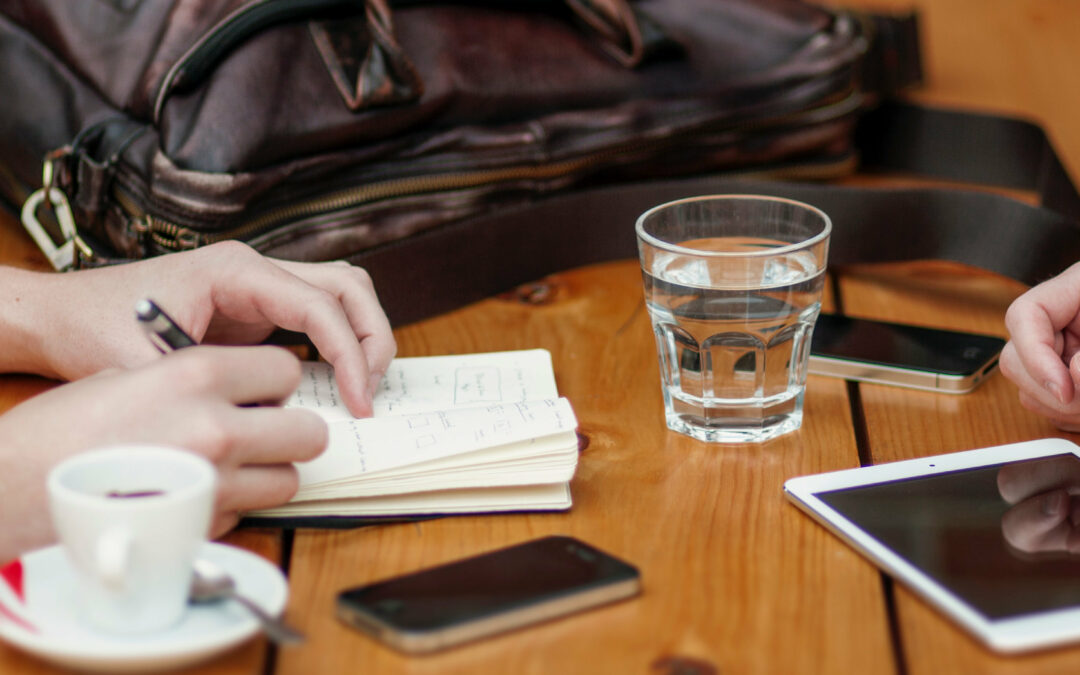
left=783, top=437, right=1080, bottom=653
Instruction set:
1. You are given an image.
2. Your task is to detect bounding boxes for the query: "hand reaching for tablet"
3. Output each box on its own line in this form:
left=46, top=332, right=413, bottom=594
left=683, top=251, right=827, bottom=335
left=1000, top=261, right=1080, bottom=430
left=997, top=456, right=1080, bottom=554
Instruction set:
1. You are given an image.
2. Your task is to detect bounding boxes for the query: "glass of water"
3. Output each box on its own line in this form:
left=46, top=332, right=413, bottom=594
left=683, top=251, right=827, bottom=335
left=636, top=195, right=831, bottom=443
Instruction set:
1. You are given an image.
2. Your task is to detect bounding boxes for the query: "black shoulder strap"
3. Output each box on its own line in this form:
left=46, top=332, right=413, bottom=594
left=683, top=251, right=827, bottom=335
left=351, top=103, right=1080, bottom=327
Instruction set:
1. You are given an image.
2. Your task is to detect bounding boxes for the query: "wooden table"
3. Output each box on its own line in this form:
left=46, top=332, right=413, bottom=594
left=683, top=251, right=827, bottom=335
left=2, top=1, right=1080, bottom=673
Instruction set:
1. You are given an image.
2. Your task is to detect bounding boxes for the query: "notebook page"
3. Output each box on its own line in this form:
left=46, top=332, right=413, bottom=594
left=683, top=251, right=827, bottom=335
left=296, top=398, right=577, bottom=487
left=287, top=349, right=559, bottom=422
left=294, top=431, right=579, bottom=500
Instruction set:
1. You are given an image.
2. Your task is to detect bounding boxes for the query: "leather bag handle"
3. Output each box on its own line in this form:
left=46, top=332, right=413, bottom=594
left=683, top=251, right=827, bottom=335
left=156, top=0, right=673, bottom=120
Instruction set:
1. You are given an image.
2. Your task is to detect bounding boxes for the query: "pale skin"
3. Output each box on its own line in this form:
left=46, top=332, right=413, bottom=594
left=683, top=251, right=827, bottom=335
left=1, top=240, right=395, bottom=417
left=1001, top=261, right=1080, bottom=430
left=997, top=261, right=1080, bottom=555
left=0, top=242, right=396, bottom=561
left=997, top=456, right=1080, bottom=555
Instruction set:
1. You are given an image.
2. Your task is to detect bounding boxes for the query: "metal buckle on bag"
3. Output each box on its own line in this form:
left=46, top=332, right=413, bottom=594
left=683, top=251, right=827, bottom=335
left=20, top=151, right=93, bottom=271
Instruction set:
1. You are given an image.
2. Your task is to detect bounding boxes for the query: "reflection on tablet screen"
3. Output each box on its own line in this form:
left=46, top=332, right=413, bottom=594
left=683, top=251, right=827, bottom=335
left=819, top=453, right=1080, bottom=620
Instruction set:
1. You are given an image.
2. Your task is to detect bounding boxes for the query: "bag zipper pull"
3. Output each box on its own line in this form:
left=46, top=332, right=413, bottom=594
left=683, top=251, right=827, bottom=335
left=20, top=149, right=93, bottom=271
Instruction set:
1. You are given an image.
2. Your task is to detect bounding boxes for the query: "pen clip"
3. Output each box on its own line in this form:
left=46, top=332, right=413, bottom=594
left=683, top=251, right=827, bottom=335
left=135, top=299, right=197, bottom=353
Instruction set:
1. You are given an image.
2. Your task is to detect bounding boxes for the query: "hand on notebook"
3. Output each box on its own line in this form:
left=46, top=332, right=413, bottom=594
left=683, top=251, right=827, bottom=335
left=0, top=346, right=326, bottom=562
left=0, top=241, right=395, bottom=417
left=997, top=456, right=1080, bottom=554
left=1001, top=262, right=1080, bottom=430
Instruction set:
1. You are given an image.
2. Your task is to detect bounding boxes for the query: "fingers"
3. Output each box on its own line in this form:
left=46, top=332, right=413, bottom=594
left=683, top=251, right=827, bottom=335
left=198, top=244, right=394, bottom=417
left=1003, top=302, right=1074, bottom=407
left=210, top=511, right=241, bottom=539
left=1017, top=392, right=1080, bottom=432
left=265, top=287, right=376, bottom=417
left=1003, top=263, right=1080, bottom=407
left=999, top=343, right=1080, bottom=425
left=997, top=456, right=1080, bottom=503
left=157, top=349, right=326, bottom=532
left=214, top=464, right=303, bottom=516
left=163, top=345, right=303, bottom=406
left=272, top=258, right=397, bottom=411
left=212, top=407, right=327, bottom=466
left=152, top=348, right=328, bottom=464
left=1000, top=488, right=1075, bottom=553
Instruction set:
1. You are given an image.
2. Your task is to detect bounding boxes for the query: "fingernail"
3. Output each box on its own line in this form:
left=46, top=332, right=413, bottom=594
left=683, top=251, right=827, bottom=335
left=1043, top=491, right=1066, bottom=516
left=1047, top=381, right=1065, bottom=404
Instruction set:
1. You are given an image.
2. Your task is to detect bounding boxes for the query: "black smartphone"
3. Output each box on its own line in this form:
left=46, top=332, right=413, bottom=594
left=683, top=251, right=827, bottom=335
left=808, top=314, right=1006, bottom=394
left=335, top=535, right=641, bottom=654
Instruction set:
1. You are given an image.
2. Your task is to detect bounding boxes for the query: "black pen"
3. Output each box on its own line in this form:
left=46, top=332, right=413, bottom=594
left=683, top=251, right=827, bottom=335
left=135, top=298, right=196, bottom=353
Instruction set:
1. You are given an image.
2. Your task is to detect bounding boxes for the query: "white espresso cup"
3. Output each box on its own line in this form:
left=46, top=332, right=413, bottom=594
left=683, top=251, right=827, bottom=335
left=47, top=445, right=217, bottom=634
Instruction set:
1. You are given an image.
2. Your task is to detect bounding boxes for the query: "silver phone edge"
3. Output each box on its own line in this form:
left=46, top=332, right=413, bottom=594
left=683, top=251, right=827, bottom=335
left=336, top=576, right=642, bottom=654
left=807, top=354, right=1000, bottom=394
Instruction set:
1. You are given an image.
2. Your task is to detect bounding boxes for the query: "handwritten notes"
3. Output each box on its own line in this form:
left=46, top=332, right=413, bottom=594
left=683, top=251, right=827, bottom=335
left=252, top=350, right=578, bottom=518
left=288, top=349, right=560, bottom=421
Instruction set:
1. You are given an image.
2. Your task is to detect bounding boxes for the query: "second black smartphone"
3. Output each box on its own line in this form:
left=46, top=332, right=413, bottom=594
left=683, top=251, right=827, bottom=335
left=336, top=536, right=641, bottom=654
left=809, top=314, right=1006, bottom=394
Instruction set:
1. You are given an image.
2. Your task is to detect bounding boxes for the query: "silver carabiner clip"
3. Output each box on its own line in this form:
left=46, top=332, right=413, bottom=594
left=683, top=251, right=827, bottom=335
left=20, top=155, right=92, bottom=271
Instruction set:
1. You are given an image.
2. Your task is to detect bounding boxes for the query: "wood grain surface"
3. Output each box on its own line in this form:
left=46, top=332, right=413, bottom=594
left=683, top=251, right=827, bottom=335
left=1, top=0, right=1079, bottom=673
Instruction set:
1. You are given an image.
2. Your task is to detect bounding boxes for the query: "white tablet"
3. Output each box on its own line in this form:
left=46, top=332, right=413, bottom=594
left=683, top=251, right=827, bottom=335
left=784, top=438, right=1080, bottom=653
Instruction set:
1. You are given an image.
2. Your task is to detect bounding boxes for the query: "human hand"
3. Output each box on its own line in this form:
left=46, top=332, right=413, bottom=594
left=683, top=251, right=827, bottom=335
left=0, top=346, right=326, bottom=562
left=6, top=241, right=395, bottom=417
left=997, top=455, right=1080, bottom=555
left=1000, top=262, right=1080, bottom=430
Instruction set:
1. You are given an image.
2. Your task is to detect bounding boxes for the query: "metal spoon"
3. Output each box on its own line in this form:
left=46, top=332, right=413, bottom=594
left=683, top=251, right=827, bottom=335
left=189, top=558, right=305, bottom=645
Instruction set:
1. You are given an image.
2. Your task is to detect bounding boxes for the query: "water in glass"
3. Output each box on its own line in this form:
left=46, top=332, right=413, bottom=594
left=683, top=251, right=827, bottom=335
left=643, top=236, right=824, bottom=442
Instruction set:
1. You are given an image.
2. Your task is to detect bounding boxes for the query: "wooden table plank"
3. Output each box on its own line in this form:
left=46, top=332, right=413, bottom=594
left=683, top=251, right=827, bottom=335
left=278, top=261, right=895, bottom=674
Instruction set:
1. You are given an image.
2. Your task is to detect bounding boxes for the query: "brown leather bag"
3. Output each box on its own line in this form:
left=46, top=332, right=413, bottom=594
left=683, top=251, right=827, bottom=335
left=1, top=0, right=916, bottom=274
left=12, top=1, right=1080, bottom=331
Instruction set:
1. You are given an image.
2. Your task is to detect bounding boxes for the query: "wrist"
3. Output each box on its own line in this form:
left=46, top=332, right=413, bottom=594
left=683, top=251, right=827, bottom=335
left=0, top=267, right=65, bottom=378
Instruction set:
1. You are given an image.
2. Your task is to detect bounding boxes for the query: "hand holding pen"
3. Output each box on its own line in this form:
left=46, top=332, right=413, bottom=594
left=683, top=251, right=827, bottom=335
left=136, top=299, right=262, bottom=408
left=3, top=243, right=393, bottom=416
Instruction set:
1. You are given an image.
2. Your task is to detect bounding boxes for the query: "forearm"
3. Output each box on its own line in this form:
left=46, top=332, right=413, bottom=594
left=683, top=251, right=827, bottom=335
left=0, top=401, right=60, bottom=562
left=0, top=451, right=53, bottom=562
left=0, top=263, right=162, bottom=380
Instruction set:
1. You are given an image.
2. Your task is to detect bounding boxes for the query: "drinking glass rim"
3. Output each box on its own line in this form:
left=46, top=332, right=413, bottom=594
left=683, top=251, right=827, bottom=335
left=635, top=194, right=832, bottom=257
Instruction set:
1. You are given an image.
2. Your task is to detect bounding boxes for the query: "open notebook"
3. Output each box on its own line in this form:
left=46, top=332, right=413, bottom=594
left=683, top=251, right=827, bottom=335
left=247, top=349, right=579, bottom=522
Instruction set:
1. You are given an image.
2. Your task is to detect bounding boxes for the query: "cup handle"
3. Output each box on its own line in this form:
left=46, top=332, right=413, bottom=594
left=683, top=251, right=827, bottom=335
left=94, top=529, right=132, bottom=591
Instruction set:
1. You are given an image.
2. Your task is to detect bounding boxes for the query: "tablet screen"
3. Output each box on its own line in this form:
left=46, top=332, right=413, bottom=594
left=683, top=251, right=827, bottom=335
left=818, top=453, right=1080, bottom=620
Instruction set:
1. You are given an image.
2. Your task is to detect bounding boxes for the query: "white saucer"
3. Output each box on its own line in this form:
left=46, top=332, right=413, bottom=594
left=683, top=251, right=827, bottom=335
left=0, top=541, right=288, bottom=673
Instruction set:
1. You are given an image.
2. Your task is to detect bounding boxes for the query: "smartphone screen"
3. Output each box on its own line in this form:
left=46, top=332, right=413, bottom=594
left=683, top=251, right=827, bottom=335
left=808, top=314, right=1006, bottom=392
left=336, top=536, right=641, bottom=653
